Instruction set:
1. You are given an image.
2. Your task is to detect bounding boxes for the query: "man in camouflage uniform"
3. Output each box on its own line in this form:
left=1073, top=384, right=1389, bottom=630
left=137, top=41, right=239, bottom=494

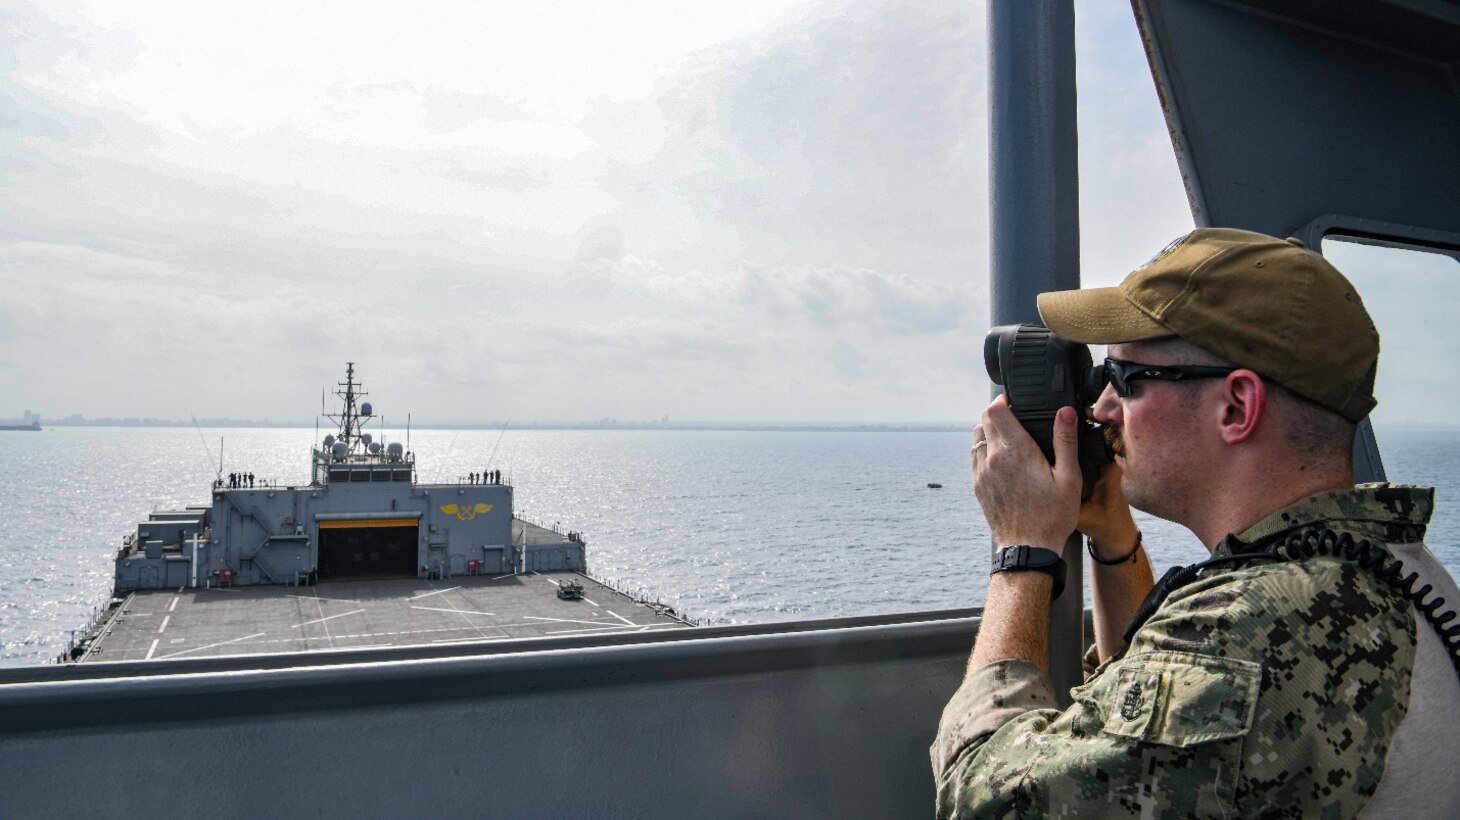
left=933, top=228, right=1460, bottom=817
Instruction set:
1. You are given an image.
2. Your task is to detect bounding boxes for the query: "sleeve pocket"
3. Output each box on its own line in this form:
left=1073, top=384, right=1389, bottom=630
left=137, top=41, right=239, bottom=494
left=1101, top=650, right=1261, bottom=748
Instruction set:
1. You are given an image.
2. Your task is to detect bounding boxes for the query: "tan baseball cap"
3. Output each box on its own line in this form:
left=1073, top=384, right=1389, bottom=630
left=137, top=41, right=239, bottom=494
left=1037, top=227, right=1378, bottom=422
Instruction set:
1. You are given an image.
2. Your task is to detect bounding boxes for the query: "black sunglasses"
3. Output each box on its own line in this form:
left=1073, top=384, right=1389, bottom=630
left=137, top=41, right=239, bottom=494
left=1101, top=358, right=1239, bottom=398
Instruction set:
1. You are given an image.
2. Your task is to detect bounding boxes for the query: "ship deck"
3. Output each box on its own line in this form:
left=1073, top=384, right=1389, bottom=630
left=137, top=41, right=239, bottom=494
left=81, top=572, right=690, bottom=663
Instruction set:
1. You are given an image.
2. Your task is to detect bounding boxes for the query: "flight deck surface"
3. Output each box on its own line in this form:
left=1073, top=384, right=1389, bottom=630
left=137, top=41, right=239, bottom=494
left=83, top=572, right=690, bottom=663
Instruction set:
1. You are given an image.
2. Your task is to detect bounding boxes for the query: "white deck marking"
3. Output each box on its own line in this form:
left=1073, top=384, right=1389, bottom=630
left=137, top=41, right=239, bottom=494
left=156, top=632, right=266, bottom=660
left=137, top=618, right=678, bottom=656
left=288, top=594, right=360, bottom=604
left=312, top=594, right=336, bottom=649
left=410, top=605, right=495, bottom=616
left=167, top=597, right=179, bottom=612
left=407, top=586, right=462, bottom=600
left=420, top=581, right=492, bottom=640
left=90, top=577, right=688, bottom=660
left=144, top=639, right=159, bottom=660
left=521, top=615, right=623, bottom=626
left=545, top=623, right=678, bottom=636
left=582, top=596, right=600, bottom=607
left=293, top=609, right=365, bottom=628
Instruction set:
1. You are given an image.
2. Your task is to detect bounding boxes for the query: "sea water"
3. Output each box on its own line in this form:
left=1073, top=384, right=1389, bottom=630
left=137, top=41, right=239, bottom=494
left=2, top=426, right=1456, bottom=667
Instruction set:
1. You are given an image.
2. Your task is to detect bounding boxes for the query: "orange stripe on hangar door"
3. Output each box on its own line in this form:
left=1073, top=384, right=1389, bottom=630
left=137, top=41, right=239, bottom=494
left=317, top=518, right=421, bottom=530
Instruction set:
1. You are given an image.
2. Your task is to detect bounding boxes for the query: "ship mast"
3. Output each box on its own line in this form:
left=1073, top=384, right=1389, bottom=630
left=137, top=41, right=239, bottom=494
left=323, top=362, right=371, bottom=455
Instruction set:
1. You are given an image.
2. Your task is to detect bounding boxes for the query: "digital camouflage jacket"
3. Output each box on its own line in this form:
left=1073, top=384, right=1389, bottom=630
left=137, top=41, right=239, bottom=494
left=932, top=484, right=1433, bottom=818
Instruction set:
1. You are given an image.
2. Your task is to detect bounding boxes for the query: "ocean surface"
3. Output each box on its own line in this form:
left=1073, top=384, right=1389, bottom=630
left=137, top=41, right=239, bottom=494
left=2, top=426, right=1457, bottom=667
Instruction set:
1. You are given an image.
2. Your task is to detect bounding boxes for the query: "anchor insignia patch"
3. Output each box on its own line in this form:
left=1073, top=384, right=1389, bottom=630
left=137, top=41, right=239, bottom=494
left=1120, top=680, right=1145, bottom=721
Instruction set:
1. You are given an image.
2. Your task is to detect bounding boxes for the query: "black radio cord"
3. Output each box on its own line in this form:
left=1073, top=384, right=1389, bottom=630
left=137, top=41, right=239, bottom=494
left=1122, top=526, right=1460, bottom=683
left=1272, top=527, right=1460, bottom=681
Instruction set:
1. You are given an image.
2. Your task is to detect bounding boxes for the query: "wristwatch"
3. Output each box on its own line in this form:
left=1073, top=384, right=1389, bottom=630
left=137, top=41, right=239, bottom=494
left=991, top=545, right=1067, bottom=601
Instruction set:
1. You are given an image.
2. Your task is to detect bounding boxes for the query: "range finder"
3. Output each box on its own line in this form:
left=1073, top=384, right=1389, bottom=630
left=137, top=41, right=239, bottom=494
left=983, top=323, right=1113, bottom=498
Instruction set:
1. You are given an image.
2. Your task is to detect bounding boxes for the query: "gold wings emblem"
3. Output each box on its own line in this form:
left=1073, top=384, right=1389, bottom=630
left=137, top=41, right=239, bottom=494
left=439, top=503, right=493, bottom=521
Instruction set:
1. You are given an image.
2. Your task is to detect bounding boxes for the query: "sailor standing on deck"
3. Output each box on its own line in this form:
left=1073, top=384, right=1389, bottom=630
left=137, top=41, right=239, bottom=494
left=933, top=229, right=1460, bottom=818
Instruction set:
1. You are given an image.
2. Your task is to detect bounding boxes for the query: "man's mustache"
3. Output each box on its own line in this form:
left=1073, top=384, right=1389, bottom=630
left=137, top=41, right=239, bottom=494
left=1104, top=424, right=1125, bottom=457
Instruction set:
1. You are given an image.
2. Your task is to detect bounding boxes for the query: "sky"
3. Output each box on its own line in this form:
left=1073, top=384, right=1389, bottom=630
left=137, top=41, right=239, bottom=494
left=1, top=1, right=1450, bottom=426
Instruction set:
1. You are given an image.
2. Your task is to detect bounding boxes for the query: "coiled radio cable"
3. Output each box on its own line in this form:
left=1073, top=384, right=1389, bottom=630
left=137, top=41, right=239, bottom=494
left=1122, top=526, right=1460, bottom=683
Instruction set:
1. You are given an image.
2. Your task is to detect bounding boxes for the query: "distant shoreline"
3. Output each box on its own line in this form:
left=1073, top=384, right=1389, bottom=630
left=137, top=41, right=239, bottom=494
left=18, top=420, right=1459, bottom=434
left=19, top=420, right=974, bottom=433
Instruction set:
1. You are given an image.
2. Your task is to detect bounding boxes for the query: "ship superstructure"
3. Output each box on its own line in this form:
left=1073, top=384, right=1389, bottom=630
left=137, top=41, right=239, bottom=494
left=113, top=364, right=584, bottom=591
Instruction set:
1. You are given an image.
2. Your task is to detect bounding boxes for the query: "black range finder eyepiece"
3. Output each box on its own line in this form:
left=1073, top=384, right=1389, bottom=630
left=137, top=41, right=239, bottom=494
left=984, top=323, right=1113, bottom=498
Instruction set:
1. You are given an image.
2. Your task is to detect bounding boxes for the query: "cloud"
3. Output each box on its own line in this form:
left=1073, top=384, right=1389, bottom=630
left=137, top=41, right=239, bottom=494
left=574, top=225, right=626, bottom=264
left=544, top=253, right=987, bottom=421
left=569, top=242, right=978, bottom=338
left=737, top=264, right=972, bottom=334
left=592, top=0, right=987, bottom=280
left=1072, top=1, right=1195, bottom=284
left=0, top=0, right=1204, bottom=424
left=671, top=2, right=983, bottom=231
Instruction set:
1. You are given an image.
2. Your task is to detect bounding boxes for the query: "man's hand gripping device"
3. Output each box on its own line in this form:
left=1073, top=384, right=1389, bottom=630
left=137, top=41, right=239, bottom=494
left=984, top=323, right=1113, bottom=498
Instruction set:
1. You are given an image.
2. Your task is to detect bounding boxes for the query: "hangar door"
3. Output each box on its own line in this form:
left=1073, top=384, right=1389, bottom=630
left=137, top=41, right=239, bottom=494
left=317, top=519, right=418, bottom=579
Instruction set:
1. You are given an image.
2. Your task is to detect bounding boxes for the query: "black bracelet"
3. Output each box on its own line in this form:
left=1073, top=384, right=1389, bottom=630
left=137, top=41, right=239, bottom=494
left=1087, top=530, right=1142, bottom=565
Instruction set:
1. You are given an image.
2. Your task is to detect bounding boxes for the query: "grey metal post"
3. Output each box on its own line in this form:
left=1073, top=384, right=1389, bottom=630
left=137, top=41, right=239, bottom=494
left=987, top=0, right=1083, bottom=704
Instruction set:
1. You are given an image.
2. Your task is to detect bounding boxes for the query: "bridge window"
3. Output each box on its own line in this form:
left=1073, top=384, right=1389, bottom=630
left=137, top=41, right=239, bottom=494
left=1324, top=236, right=1460, bottom=561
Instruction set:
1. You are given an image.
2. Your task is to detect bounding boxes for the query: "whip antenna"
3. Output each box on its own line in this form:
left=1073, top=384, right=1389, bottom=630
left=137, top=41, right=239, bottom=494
left=484, top=419, right=511, bottom=473
left=431, top=428, right=461, bottom=483
left=191, top=415, right=220, bottom=479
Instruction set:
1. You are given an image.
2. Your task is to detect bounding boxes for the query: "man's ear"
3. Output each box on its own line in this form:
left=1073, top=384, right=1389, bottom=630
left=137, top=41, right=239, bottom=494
left=1217, top=369, right=1267, bottom=444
